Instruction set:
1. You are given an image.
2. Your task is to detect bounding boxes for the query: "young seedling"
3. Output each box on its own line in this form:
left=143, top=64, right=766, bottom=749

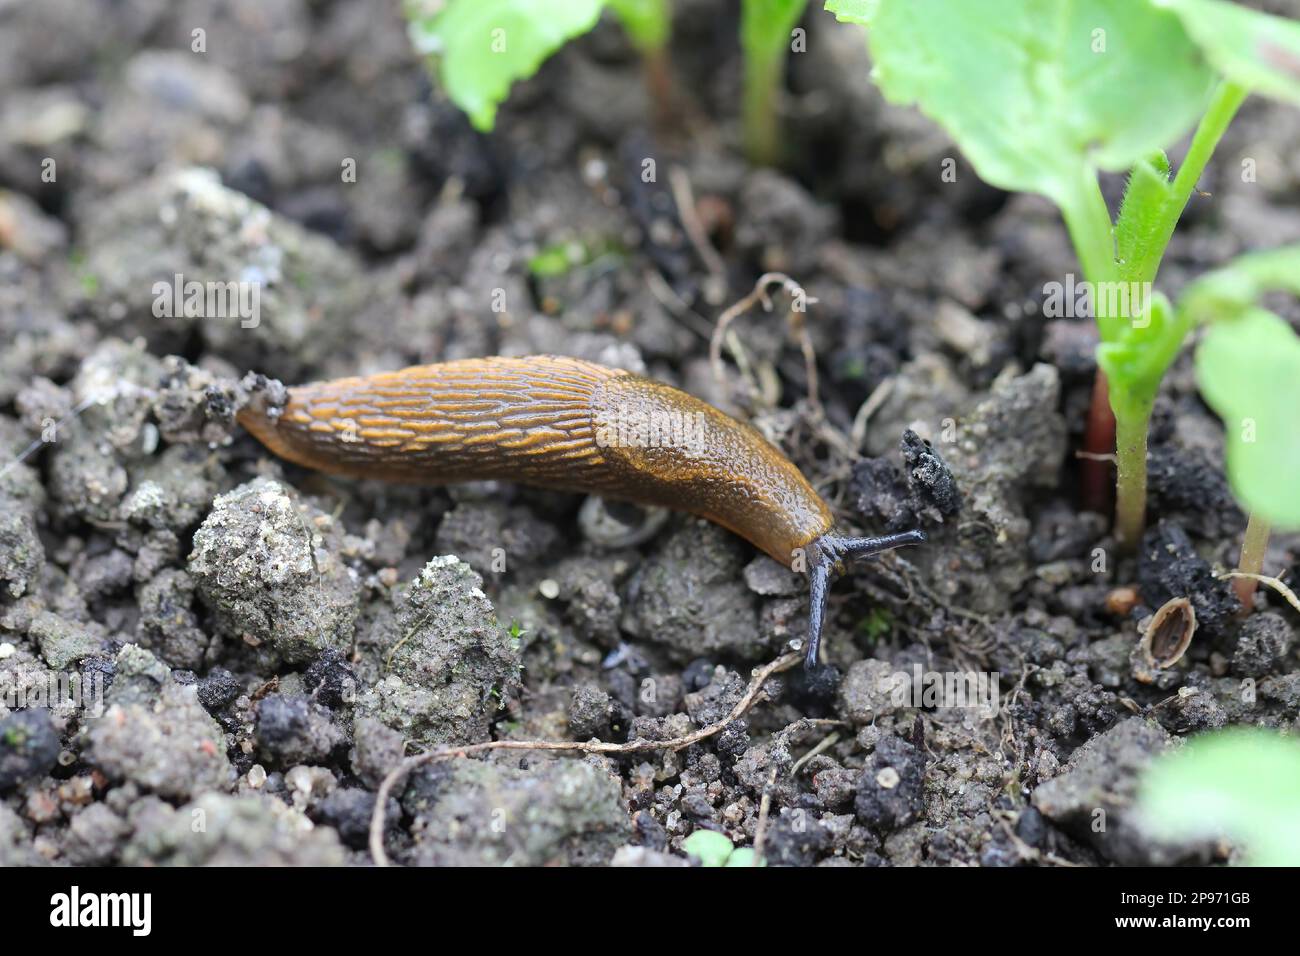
left=405, top=0, right=815, bottom=167
left=403, top=0, right=672, bottom=132
left=681, top=829, right=763, bottom=866
left=825, top=0, right=1300, bottom=547
left=1138, top=727, right=1300, bottom=865
left=741, top=0, right=810, bottom=165
left=1180, top=245, right=1300, bottom=604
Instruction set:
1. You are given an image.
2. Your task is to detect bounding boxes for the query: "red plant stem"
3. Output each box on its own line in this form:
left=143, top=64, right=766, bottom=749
left=644, top=46, right=675, bottom=132
left=1081, top=371, right=1116, bottom=514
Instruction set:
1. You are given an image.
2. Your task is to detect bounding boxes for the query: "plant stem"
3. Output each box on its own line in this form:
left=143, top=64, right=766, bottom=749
left=743, top=49, right=782, bottom=166
left=1113, top=399, right=1153, bottom=549
left=1088, top=81, right=1247, bottom=547
left=1233, top=512, right=1272, bottom=610
left=643, top=44, right=675, bottom=131
left=1058, top=164, right=1118, bottom=287
left=1059, top=165, right=1121, bottom=516
left=608, top=0, right=674, bottom=126
left=1122, top=79, right=1248, bottom=286
left=1081, top=374, right=1116, bottom=514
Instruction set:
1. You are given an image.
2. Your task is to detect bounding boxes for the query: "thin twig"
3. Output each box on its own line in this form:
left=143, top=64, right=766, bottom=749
left=369, top=652, right=801, bottom=866
left=709, top=272, right=818, bottom=409
left=989, top=805, right=1080, bottom=867
left=1217, top=571, right=1300, bottom=616
left=790, top=730, right=841, bottom=777
left=849, top=378, right=895, bottom=453
left=751, top=765, right=778, bottom=866
left=1075, top=451, right=1118, bottom=464
left=786, top=306, right=824, bottom=421
left=385, top=605, right=439, bottom=673
left=667, top=165, right=727, bottom=302
left=0, top=393, right=102, bottom=480
left=641, top=267, right=715, bottom=340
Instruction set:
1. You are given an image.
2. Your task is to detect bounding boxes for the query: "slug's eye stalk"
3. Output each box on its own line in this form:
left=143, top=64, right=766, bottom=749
left=804, top=529, right=926, bottom=670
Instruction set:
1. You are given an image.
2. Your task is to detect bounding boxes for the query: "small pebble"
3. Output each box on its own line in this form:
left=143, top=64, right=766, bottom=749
left=1105, top=586, right=1139, bottom=617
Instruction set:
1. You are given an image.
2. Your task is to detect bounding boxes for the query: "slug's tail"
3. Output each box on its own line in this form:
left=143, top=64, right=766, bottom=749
left=804, top=529, right=926, bottom=670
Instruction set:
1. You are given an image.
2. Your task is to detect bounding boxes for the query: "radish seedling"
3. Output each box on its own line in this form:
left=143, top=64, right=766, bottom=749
left=404, top=0, right=672, bottom=132
left=741, top=0, right=810, bottom=165
left=826, top=0, right=1300, bottom=546
left=1181, top=245, right=1300, bottom=600
left=682, top=829, right=764, bottom=866
left=406, top=0, right=812, bottom=166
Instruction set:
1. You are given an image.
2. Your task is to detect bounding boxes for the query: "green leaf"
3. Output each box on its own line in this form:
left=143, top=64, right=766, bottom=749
left=825, top=0, right=873, bottom=21
left=607, top=0, right=671, bottom=51
left=682, top=829, right=735, bottom=866
left=528, top=241, right=584, bottom=278
left=1157, top=0, right=1300, bottom=106
left=406, top=0, right=607, bottom=132
left=1195, top=308, right=1300, bottom=529
left=1138, top=728, right=1300, bottom=866
left=725, top=847, right=764, bottom=867
left=825, top=0, right=1215, bottom=207
left=1181, top=245, right=1300, bottom=325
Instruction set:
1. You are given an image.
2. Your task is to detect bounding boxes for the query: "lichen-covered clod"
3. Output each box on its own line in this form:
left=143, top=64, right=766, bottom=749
left=0, top=505, right=43, bottom=600
left=87, top=660, right=231, bottom=800
left=122, top=793, right=346, bottom=866
left=188, top=477, right=360, bottom=665
left=356, top=556, right=519, bottom=746
left=403, top=758, right=629, bottom=866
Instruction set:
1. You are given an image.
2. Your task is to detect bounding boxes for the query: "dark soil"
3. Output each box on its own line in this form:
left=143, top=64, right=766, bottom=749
left=1, top=0, right=1298, bottom=867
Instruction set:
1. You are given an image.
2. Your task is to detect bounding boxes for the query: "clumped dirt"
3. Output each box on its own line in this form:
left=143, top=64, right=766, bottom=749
left=1, top=0, right=1298, bottom=867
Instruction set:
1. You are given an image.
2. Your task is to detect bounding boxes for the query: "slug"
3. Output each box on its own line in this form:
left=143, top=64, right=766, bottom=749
left=237, top=355, right=923, bottom=667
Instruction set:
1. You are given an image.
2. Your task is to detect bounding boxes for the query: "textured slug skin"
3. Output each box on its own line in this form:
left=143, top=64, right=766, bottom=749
left=237, top=355, right=834, bottom=565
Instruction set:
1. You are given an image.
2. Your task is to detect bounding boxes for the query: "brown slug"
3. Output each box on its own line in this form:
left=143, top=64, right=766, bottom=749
left=237, top=355, right=923, bottom=667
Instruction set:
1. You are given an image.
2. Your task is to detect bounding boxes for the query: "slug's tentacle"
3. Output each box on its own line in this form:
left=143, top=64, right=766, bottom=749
left=804, top=529, right=926, bottom=669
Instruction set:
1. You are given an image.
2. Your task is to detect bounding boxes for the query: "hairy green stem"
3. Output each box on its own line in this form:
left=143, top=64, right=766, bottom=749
left=1113, top=399, right=1153, bottom=548
left=1121, top=79, right=1248, bottom=287
left=1233, top=512, right=1272, bottom=610
left=1098, top=81, right=1247, bottom=547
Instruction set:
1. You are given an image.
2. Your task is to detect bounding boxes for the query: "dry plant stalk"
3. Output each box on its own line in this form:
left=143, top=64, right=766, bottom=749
left=369, top=652, right=801, bottom=866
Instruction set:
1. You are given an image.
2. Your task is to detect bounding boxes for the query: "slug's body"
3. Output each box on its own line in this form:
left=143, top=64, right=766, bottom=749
left=238, top=356, right=922, bottom=666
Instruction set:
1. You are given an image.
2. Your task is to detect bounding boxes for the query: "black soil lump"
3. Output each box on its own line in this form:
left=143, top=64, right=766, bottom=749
left=0, top=710, right=60, bottom=791
left=854, top=733, right=925, bottom=832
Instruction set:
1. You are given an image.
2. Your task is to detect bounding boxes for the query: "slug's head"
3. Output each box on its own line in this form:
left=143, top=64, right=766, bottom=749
left=803, top=529, right=926, bottom=670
